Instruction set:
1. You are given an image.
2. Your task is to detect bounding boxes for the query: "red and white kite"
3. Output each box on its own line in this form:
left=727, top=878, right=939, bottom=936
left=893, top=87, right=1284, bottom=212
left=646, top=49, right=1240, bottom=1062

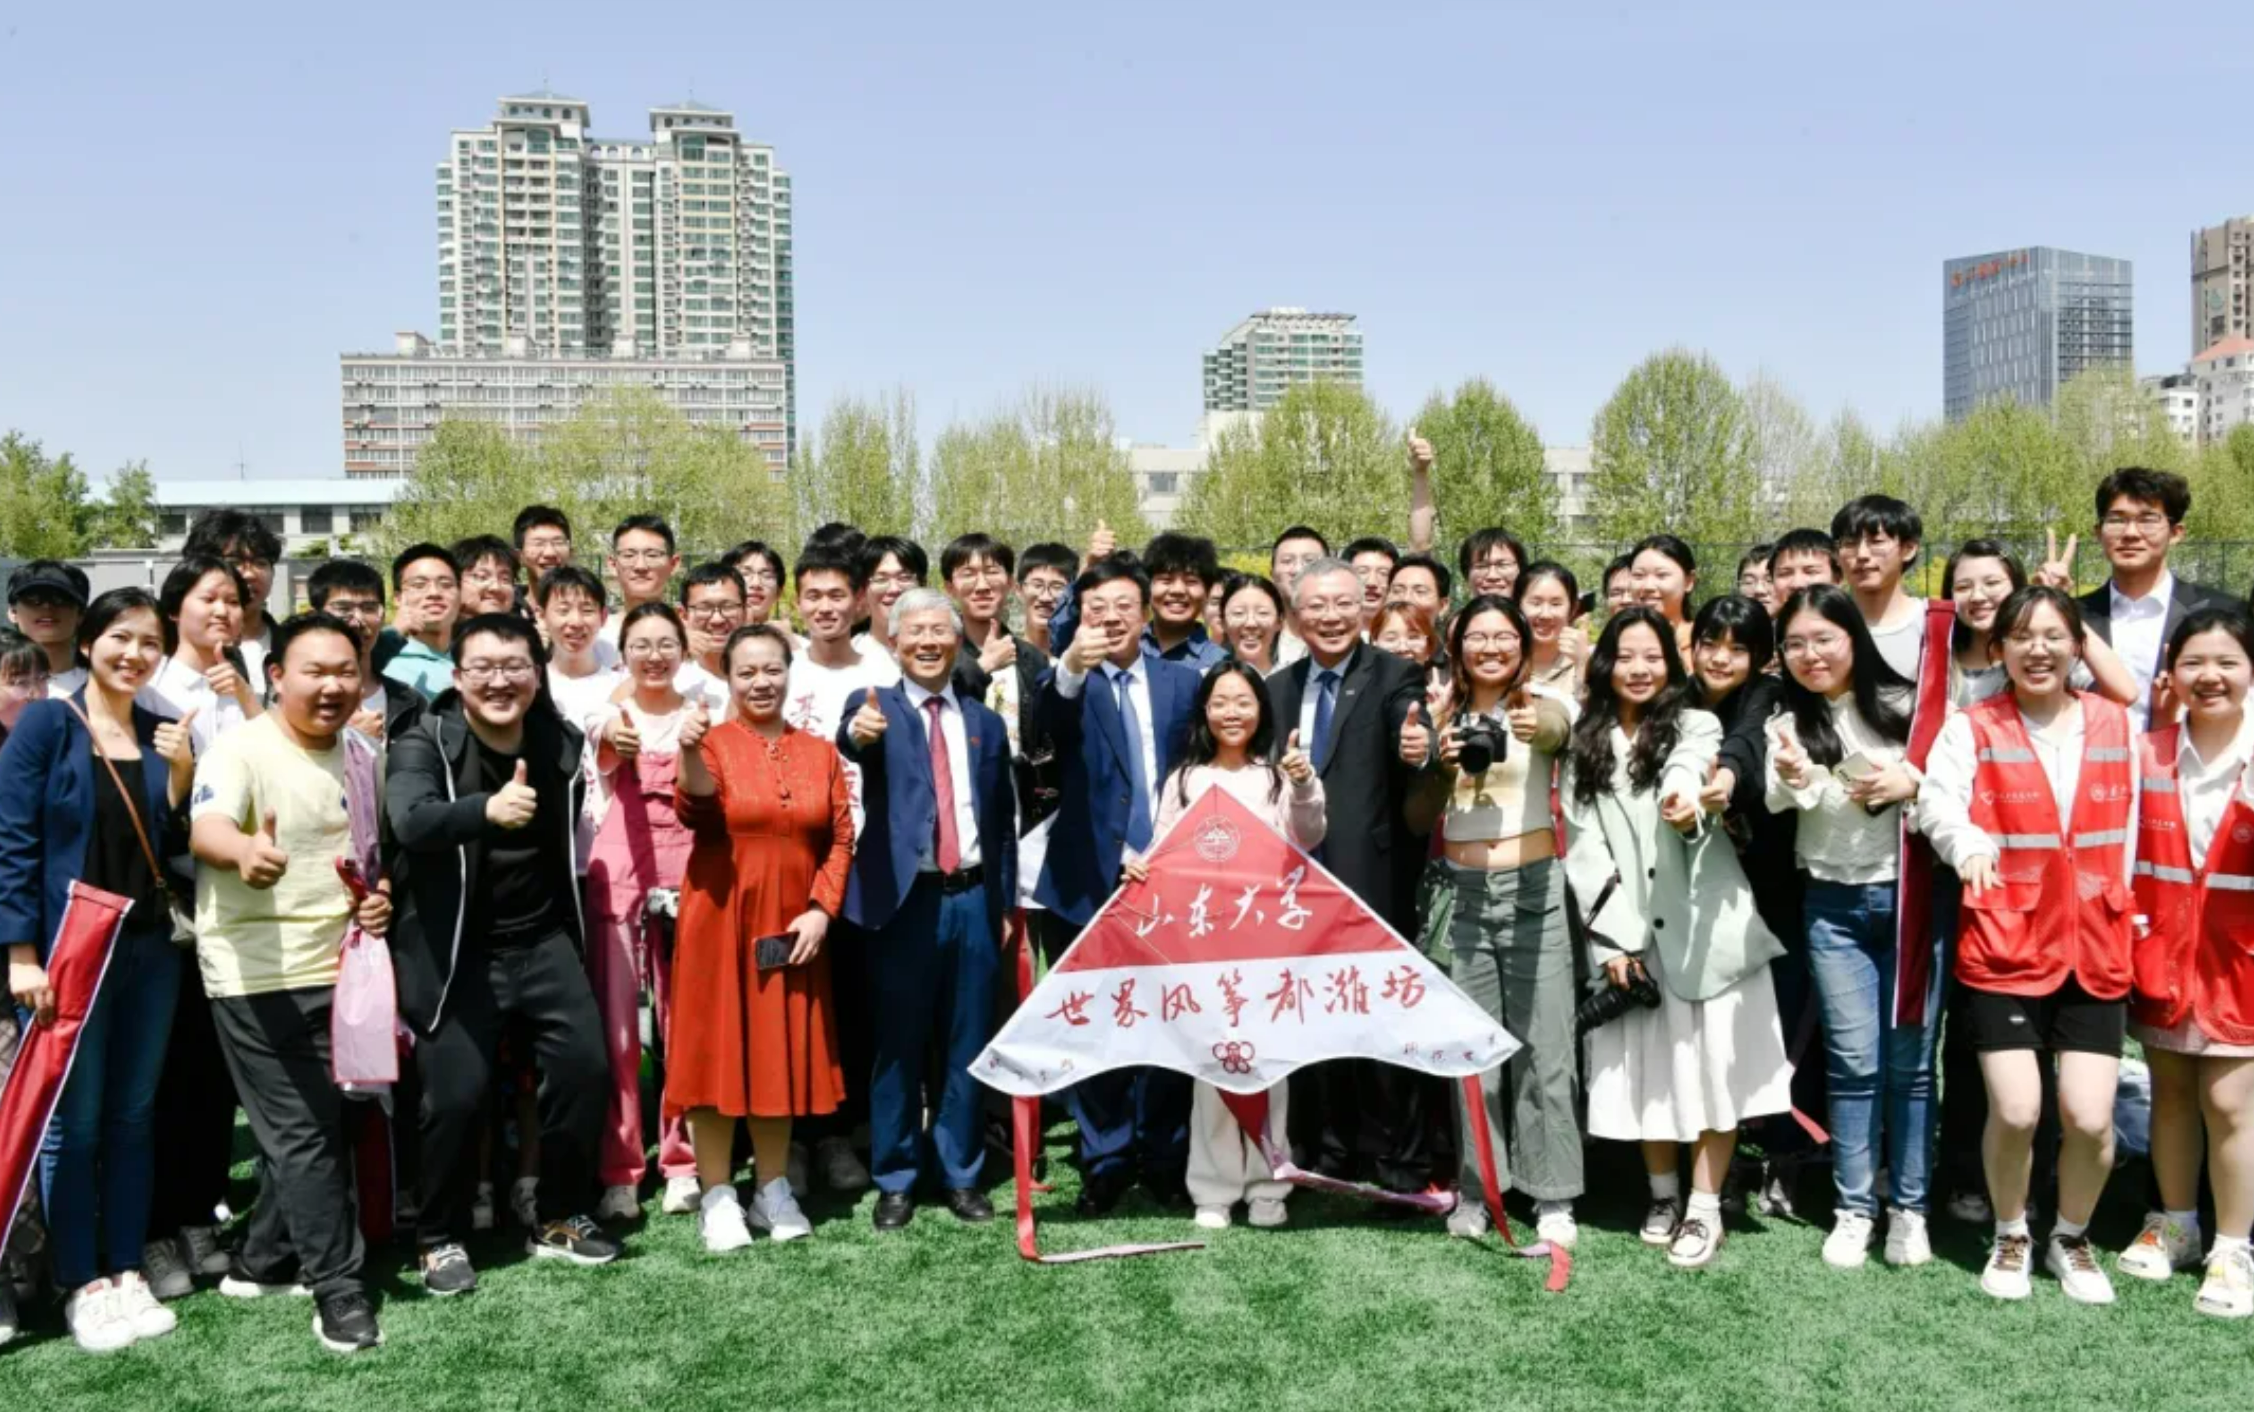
left=980, top=785, right=1568, bottom=1289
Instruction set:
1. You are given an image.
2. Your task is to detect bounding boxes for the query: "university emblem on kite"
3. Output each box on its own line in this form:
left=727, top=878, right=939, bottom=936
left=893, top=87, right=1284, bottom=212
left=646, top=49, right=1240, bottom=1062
left=1193, top=814, right=1241, bottom=863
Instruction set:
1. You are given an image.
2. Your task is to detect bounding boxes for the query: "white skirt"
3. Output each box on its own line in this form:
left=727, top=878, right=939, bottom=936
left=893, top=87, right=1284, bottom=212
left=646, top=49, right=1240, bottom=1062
left=2132, top=1016, right=2254, bottom=1059
left=1585, top=965, right=1794, bottom=1143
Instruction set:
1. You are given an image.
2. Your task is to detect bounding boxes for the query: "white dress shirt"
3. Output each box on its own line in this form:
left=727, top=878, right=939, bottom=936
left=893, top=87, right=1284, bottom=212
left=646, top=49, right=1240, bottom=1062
left=902, top=678, right=983, bottom=871
left=1296, top=646, right=1358, bottom=762
left=1763, top=696, right=1909, bottom=885
left=1055, top=651, right=1161, bottom=833
left=136, top=647, right=265, bottom=753
left=2174, top=713, right=2254, bottom=864
left=2109, top=571, right=2176, bottom=730
left=1917, top=697, right=2136, bottom=887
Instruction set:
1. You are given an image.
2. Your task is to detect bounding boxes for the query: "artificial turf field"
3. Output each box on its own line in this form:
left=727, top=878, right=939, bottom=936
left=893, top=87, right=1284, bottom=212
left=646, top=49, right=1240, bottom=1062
left=7, top=1129, right=2249, bottom=1412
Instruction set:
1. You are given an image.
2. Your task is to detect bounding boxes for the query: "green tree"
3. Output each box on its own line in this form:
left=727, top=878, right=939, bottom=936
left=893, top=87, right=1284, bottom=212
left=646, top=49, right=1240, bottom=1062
left=1177, top=381, right=1403, bottom=550
left=1409, top=378, right=1555, bottom=552
left=88, top=460, right=160, bottom=549
left=926, top=387, right=1149, bottom=550
left=380, top=418, right=543, bottom=554
left=0, top=431, right=93, bottom=558
left=1776, top=409, right=1881, bottom=533
left=1585, top=349, right=1761, bottom=548
left=2186, top=423, right=2254, bottom=549
left=1740, top=372, right=1822, bottom=514
left=792, top=389, right=920, bottom=543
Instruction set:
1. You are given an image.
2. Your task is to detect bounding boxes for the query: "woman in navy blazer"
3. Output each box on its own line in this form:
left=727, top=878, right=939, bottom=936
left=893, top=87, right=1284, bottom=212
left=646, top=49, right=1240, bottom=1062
left=0, top=589, right=196, bottom=1350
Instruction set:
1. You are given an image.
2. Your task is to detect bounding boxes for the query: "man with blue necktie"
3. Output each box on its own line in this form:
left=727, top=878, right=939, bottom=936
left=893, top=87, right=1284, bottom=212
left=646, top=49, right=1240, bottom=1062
left=838, top=589, right=1019, bottom=1231
left=1031, top=556, right=1201, bottom=1214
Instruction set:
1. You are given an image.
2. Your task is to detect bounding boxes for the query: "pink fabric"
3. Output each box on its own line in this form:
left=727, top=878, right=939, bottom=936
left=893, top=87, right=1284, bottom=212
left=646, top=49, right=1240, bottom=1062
left=585, top=748, right=696, bottom=1188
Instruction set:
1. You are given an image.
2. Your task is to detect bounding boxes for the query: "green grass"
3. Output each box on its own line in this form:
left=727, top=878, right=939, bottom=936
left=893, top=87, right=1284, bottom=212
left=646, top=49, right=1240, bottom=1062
left=8, top=1133, right=2248, bottom=1412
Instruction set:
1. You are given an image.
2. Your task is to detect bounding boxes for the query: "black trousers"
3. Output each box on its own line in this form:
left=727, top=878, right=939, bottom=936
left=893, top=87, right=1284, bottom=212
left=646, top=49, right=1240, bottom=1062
left=800, top=920, right=874, bottom=1144
left=415, top=932, right=608, bottom=1247
left=150, top=963, right=241, bottom=1232
left=1289, top=1059, right=1448, bottom=1191
left=209, top=988, right=364, bottom=1299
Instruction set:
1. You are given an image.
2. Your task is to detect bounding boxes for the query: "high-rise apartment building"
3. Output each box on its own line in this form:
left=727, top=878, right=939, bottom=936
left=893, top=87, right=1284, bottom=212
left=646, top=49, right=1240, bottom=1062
left=1201, top=308, right=1362, bottom=414
left=435, top=92, right=795, bottom=447
left=2192, top=217, right=2254, bottom=356
left=1942, top=247, right=2133, bottom=420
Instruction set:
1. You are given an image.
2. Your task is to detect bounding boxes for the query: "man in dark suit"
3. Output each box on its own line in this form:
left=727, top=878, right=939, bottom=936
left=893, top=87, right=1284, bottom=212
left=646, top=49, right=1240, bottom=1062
left=2075, top=467, right=2240, bottom=729
left=1264, top=557, right=1440, bottom=1193
left=1031, top=555, right=1201, bottom=1213
left=838, top=590, right=1019, bottom=1231
left=942, top=532, right=1058, bottom=829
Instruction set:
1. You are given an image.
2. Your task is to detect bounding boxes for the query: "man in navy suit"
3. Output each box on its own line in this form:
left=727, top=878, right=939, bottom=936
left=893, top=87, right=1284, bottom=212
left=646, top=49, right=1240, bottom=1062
left=1031, top=555, right=1201, bottom=1214
left=838, top=589, right=1018, bottom=1231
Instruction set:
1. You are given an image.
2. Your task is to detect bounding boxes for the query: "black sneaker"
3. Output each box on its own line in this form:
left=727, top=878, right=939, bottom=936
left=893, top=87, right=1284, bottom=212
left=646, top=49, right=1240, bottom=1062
left=526, top=1215, right=621, bottom=1266
left=419, top=1243, right=478, bottom=1296
left=313, top=1290, right=382, bottom=1354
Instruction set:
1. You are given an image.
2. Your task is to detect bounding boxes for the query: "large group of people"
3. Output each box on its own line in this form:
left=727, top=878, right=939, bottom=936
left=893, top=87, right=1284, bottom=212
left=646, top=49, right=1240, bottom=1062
left=1, top=450, right=2252, bottom=1356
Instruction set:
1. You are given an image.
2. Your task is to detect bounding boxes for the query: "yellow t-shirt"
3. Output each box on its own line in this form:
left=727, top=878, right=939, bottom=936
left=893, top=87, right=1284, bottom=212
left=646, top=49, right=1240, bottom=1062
left=189, top=714, right=357, bottom=998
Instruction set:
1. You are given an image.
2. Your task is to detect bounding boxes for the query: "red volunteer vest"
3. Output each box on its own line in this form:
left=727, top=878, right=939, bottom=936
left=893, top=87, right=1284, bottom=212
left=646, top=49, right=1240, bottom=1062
left=1957, top=693, right=2135, bottom=998
left=2130, top=726, right=2254, bottom=1044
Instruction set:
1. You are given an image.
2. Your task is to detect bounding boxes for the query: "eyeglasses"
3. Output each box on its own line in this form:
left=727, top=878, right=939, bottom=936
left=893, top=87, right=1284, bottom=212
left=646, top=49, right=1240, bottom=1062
left=2101, top=513, right=2170, bottom=535
left=522, top=535, right=570, bottom=553
left=459, top=662, right=538, bottom=683
left=736, top=567, right=781, bottom=586
left=1223, top=609, right=1277, bottom=627
left=868, top=572, right=920, bottom=590
left=325, top=598, right=384, bottom=619
left=400, top=576, right=456, bottom=594
left=683, top=601, right=744, bottom=623
left=1781, top=633, right=1848, bottom=658
left=1460, top=633, right=1521, bottom=651
left=625, top=641, right=684, bottom=660
left=225, top=555, right=275, bottom=575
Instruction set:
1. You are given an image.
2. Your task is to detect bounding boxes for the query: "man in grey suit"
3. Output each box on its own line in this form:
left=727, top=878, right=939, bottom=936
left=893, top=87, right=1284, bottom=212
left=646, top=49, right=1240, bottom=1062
left=2074, top=467, right=2240, bottom=730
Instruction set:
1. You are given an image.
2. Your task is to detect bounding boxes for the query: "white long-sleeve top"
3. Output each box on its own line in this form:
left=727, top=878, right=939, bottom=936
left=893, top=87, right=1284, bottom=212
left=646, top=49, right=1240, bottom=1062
left=1153, top=763, right=1326, bottom=854
left=1762, top=695, right=1911, bottom=885
left=1916, top=697, right=2135, bottom=888
left=2171, top=714, right=2254, bottom=863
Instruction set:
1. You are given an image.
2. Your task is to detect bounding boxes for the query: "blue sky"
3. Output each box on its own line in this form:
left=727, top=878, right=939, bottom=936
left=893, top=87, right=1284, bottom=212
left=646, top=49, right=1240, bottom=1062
left=0, top=2, right=2236, bottom=489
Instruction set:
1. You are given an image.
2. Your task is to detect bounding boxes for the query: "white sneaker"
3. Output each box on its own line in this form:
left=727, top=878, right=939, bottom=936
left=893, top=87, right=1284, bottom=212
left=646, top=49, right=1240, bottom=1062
left=748, top=1176, right=812, bottom=1242
left=64, top=1279, right=135, bottom=1354
left=661, top=1174, right=704, bottom=1215
left=1668, top=1213, right=1725, bottom=1268
left=1536, top=1208, right=1580, bottom=1251
left=2195, top=1246, right=2254, bottom=1319
left=1945, top=1190, right=1992, bottom=1225
left=2117, top=1212, right=2196, bottom=1282
left=1823, top=1211, right=1875, bottom=1269
left=1193, top=1204, right=1232, bottom=1230
left=141, top=1238, right=194, bottom=1301
left=112, top=1272, right=176, bottom=1341
left=1883, top=1209, right=1932, bottom=1267
left=2046, top=1234, right=2117, bottom=1305
left=1982, top=1233, right=2034, bottom=1300
left=596, top=1185, right=640, bottom=1222
left=510, top=1176, right=539, bottom=1230
left=1447, top=1201, right=1491, bottom=1239
left=1247, top=1198, right=1287, bottom=1229
left=179, top=1224, right=230, bottom=1276
left=698, top=1185, right=753, bottom=1254
left=471, top=1181, right=496, bottom=1232
left=813, top=1136, right=869, bottom=1195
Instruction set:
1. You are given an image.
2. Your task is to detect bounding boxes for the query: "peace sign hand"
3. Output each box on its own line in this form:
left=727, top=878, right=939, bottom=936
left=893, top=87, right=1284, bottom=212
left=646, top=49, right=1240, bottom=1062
left=2033, top=528, right=2079, bottom=592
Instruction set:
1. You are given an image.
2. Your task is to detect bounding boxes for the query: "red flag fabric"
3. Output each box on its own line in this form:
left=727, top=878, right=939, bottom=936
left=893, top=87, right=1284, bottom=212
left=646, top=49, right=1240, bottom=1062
left=1893, top=601, right=1957, bottom=1026
left=0, top=883, right=131, bottom=1261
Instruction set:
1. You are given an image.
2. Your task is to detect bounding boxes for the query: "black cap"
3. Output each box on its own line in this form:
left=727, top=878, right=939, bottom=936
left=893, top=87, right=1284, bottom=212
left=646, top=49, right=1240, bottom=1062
left=7, top=562, right=89, bottom=610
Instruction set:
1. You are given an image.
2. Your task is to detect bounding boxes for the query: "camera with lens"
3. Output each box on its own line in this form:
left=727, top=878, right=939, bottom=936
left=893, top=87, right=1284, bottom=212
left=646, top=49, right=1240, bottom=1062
left=1454, top=710, right=1510, bottom=775
left=1574, top=958, right=1662, bottom=1036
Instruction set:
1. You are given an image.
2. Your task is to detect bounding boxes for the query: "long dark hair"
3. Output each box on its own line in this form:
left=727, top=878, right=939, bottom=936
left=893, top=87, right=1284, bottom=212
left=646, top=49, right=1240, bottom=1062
left=1941, top=538, right=2026, bottom=655
left=1570, top=606, right=1697, bottom=805
left=1446, top=594, right=1531, bottom=718
left=1774, top=585, right=1910, bottom=767
left=1689, top=594, right=1775, bottom=707
left=1171, top=659, right=1283, bottom=807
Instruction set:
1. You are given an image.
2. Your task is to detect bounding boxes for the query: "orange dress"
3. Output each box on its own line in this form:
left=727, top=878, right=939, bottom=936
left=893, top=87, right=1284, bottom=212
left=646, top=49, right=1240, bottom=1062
left=667, top=721, right=853, bottom=1119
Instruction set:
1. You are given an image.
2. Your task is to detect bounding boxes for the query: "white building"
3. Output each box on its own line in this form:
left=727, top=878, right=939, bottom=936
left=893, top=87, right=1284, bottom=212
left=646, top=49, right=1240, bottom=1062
left=1126, top=444, right=1204, bottom=529
left=1201, top=309, right=1363, bottom=414
left=340, top=332, right=788, bottom=477
left=2139, top=372, right=2203, bottom=447
left=2191, top=336, right=2254, bottom=446
left=1543, top=446, right=1594, bottom=532
left=155, top=479, right=407, bottom=558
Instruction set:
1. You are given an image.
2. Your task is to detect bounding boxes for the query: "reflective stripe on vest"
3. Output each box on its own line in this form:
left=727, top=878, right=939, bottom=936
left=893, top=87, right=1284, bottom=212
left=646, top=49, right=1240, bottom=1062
left=2210, top=873, right=2254, bottom=893
left=1995, top=833, right=2062, bottom=849
left=2085, top=748, right=2131, bottom=763
left=2135, top=861, right=2197, bottom=884
left=2142, top=777, right=2178, bottom=795
left=1978, top=747, right=2036, bottom=764
left=2074, top=829, right=2129, bottom=848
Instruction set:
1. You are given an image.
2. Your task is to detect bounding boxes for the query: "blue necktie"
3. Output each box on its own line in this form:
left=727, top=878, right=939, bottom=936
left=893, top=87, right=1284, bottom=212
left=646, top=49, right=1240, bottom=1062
left=1311, top=668, right=1340, bottom=772
left=1114, top=668, right=1153, bottom=852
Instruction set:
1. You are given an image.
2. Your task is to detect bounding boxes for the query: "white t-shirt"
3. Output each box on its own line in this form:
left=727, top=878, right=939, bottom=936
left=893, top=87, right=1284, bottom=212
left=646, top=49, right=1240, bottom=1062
left=673, top=660, right=731, bottom=715
left=137, top=644, right=269, bottom=753
left=548, top=664, right=625, bottom=739
left=44, top=667, right=88, bottom=700
left=784, top=644, right=900, bottom=835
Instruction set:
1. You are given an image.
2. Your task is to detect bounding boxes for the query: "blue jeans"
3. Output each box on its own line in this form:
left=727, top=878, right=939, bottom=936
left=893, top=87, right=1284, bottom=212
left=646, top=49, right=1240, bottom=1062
left=1803, top=880, right=1939, bottom=1216
left=34, top=925, right=182, bottom=1289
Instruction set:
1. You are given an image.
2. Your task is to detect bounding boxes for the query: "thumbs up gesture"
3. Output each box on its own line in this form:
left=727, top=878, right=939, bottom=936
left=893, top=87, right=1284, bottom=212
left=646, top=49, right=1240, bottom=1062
left=486, top=758, right=539, bottom=830
left=240, top=807, right=291, bottom=889
left=154, top=706, right=199, bottom=772
left=1280, top=728, right=1315, bottom=785
left=848, top=694, right=888, bottom=747
left=1407, top=425, right=1435, bottom=476
left=679, top=700, right=712, bottom=753
left=608, top=709, right=642, bottom=763
left=1774, top=719, right=1812, bottom=790
left=1087, top=518, right=1117, bottom=563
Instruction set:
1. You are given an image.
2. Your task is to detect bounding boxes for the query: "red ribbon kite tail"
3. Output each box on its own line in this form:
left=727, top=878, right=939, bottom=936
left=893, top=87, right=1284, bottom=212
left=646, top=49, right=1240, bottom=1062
left=1011, top=1095, right=1203, bottom=1264
left=1461, top=1073, right=1573, bottom=1292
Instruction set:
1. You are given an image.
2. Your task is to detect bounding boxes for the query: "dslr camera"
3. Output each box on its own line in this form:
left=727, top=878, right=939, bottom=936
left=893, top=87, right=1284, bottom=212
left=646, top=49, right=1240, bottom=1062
left=1574, top=957, right=1662, bottom=1036
left=1454, top=710, right=1510, bottom=775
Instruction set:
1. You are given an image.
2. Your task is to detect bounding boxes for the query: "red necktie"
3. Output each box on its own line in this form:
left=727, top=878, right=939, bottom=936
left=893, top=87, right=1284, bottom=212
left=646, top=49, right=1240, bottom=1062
left=925, top=696, right=961, bottom=873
